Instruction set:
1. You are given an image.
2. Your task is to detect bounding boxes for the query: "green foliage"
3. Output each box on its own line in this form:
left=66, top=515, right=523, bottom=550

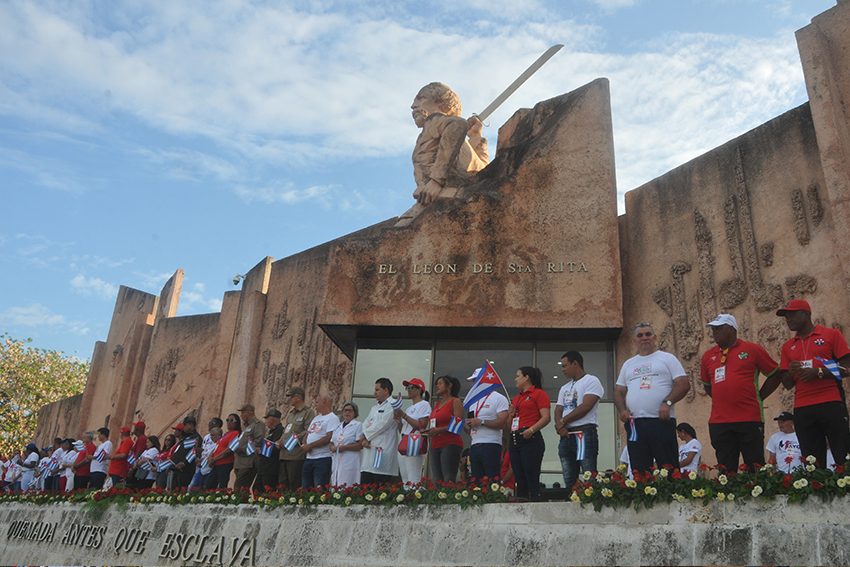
left=0, top=334, right=89, bottom=456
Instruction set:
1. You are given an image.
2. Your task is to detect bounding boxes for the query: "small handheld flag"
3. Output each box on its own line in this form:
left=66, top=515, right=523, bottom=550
left=245, top=440, right=256, bottom=456
left=95, top=449, right=105, bottom=463
left=575, top=431, right=586, bottom=461
left=48, top=457, right=60, bottom=472
left=141, top=460, right=152, bottom=471
left=373, top=447, right=383, bottom=469
left=816, top=357, right=842, bottom=380
left=447, top=416, right=465, bottom=435
left=183, top=438, right=197, bottom=450
left=200, top=456, right=209, bottom=470
left=283, top=433, right=299, bottom=452
left=156, top=459, right=173, bottom=473
left=126, top=453, right=137, bottom=466
left=628, top=418, right=638, bottom=442
left=186, top=451, right=196, bottom=464
left=228, top=435, right=240, bottom=452
left=260, top=439, right=274, bottom=458
left=390, top=393, right=404, bottom=411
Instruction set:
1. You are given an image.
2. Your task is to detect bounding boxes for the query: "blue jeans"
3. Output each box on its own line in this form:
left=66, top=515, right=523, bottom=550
left=509, top=430, right=545, bottom=501
left=470, top=443, right=502, bottom=483
left=558, top=427, right=599, bottom=491
left=301, top=457, right=332, bottom=489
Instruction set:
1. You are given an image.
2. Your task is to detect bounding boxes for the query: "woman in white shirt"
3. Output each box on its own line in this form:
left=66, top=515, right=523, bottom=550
left=394, top=379, right=431, bottom=486
left=136, top=435, right=161, bottom=489
left=676, top=423, right=702, bottom=473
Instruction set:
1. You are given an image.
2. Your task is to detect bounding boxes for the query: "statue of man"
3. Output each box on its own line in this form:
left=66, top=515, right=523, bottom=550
left=410, top=83, right=489, bottom=207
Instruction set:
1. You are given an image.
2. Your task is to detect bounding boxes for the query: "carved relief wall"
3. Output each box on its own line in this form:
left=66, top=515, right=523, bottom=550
left=618, top=100, right=850, bottom=446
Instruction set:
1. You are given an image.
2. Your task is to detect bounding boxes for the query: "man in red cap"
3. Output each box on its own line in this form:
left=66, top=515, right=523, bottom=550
left=107, top=426, right=135, bottom=485
left=777, top=299, right=850, bottom=468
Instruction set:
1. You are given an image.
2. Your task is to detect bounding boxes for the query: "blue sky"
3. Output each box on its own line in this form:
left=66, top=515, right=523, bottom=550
left=0, top=0, right=836, bottom=360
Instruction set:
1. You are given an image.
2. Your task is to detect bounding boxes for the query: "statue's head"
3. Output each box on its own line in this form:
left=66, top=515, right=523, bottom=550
left=411, top=82, right=462, bottom=127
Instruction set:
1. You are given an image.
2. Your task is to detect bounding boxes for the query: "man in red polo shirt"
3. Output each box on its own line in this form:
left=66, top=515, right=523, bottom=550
left=131, top=421, right=147, bottom=458
left=107, top=426, right=135, bottom=485
left=700, top=314, right=780, bottom=472
left=777, top=299, right=850, bottom=468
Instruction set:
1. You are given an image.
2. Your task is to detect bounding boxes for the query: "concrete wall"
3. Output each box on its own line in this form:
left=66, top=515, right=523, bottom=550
left=34, top=394, right=83, bottom=442
left=4, top=498, right=850, bottom=566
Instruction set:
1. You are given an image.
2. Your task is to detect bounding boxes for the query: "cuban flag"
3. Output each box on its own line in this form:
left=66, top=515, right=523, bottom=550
left=816, top=357, right=843, bottom=381
left=95, top=449, right=106, bottom=463
left=447, top=416, right=465, bottom=435
left=373, top=447, right=383, bottom=469
left=575, top=431, right=586, bottom=461
left=260, top=439, right=275, bottom=458
left=390, top=393, right=404, bottom=411
left=245, top=440, right=256, bottom=456
left=406, top=432, right=422, bottom=456
left=48, top=457, right=60, bottom=472
left=186, top=450, right=196, bottom=464
left=463, top=361, right=504, bottom=410
left=140, top=460, right=152, bottom=471
left=157, top=459, right=173, bottom=472
left=183, top=437, right=197, bottom=450
left=39, top=460, right=50, bottom=473
left=126, top=453, right=137, bottom=466
left=200, top=456, right=209, bottom=470
left=283, top=433, right=299, bottom=452
left=228, top=434, right=240, bottom=452
left=628, top=418, right=638, bottom=442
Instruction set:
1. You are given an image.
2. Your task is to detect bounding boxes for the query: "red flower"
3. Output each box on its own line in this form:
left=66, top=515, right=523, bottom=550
left=672, top=470, right=682, bottom=480
left=782, top=475, right=792, bottom=488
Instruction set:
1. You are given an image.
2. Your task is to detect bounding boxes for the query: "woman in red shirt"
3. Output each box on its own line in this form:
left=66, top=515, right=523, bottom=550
left=425, top=375, right=464, bottom=483
left=208, top=413, right=241, bottom=489
left=508, top=366, right=551, bottom=501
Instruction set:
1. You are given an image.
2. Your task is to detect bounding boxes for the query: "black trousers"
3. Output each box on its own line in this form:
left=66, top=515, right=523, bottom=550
left=709, top=421, right=764, bottom=472
left=625, top=418, right=678, bottom=474
left=795, top=401, right=850, bottom=468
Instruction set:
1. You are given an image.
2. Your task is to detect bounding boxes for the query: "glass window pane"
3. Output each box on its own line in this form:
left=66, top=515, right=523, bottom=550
left=353, top=344, right=432, bottom=396
left=536, top=342, right=616, bottom=401
left=433, top=341, right=532, bottom=400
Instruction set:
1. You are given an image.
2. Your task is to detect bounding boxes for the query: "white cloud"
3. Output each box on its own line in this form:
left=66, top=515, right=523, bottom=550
left=69, top=274, right=119, bottom=301
left=176, top=281, right=224, bottom=314
left=0, top=303, right=89, bottom=335
left=132, top=270, right=175, bottom=291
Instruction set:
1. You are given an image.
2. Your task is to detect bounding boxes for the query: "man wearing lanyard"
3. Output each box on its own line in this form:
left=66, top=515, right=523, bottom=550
left=555, top=351, right=604, bottom=492
left=614, top=323, right=690, bottom=474
left=465, top=389, right=509, bottom=483
left=277, top=387, right=315, bottom=490
left=776, top=300, right=850, bottom=468
left=700, top=314, right=780, bottom=472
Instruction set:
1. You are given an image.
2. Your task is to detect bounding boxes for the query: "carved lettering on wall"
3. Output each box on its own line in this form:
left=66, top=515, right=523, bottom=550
left=271, top=301, right=290, bottom=340
left=653, top=286, right=673, bottom=317
left=146, top=348, right=179, bottom=397
left=694, top=209, right=718, bottom=326
left=785, top=275, right=818, bottom=299
left=759, top=243, right=774, bottom=268
left=806, top=183, right=824, bottom=227
left=791, top=188, right=810, bottom=245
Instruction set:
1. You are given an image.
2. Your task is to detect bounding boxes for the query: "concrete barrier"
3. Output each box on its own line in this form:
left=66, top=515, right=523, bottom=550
left=2, top=497, right=850, bottom=566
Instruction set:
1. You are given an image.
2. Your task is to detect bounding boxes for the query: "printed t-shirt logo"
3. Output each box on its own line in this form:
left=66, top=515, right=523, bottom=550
left=815, top=338, right=825, bottom=346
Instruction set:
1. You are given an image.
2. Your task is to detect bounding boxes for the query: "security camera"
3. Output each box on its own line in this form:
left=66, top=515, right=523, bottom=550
left=233, top=274, right=246, bottom=286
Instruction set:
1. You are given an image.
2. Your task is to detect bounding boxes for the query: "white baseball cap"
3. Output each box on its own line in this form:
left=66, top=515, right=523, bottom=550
left=706, top=313, right=738, bottom=330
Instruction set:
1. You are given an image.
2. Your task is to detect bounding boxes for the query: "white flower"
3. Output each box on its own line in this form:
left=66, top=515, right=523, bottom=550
left=396, top=494, right=405, bottom=502
left=806, top=464, right=816, bottom=472
left=365, top=494, right=374, bottom=501
left=601, top=488, right=613, bottom=498
left=659, top=468, right=668, bottom=478
left=644, top=486, right=657, bottom=496
left=570, top=492, right=581, bottom=502
left=716, top=493, right=726, bottom=501
left=688, top=470, right=698, bottom=480
left=345, top=497, right=352, bottom=505
left=438, top=492, right=447, bottom=500
left=837, top=478, right=847, bottom=488
left=727, top=493, right=735, bottom=501
left=751, top=485, right=763, bottom=497
left=455, top=493, right=462, bottom=500
left=718, top=474, right=728, bottom=485
left=806, top=455, right=817, bottom=464
left=462, top=490, right=469, bottom=497
left=793, top=479, right=809, bottom=490
left=581, top=471, right=593, bottom=481
left=625, top=479, right=637, bottom=488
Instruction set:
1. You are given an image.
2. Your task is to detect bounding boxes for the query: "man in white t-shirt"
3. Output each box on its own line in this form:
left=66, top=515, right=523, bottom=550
left=301, top=393, right=340, bottom=489
left=89, top=427, right=113, bottom=489
left=614, top=323, right=690, bottom=473
left=465, top=388, right=509, bottom=483
left=766, top=412, right=804, bottom=473
left=556, top=351, right=605, bottom=491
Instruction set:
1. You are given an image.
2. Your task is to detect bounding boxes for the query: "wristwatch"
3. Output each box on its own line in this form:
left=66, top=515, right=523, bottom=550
left=664, top=400, right=673, bottom=407
left=818, top=368, right=824, bottom=379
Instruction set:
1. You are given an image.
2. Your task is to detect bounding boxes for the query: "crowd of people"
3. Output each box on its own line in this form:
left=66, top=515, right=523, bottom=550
left=3, top=300, right=848, bottom=500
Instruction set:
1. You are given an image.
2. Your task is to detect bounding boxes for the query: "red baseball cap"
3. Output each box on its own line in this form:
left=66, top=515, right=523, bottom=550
left=120, top=426, right=131, bottom=434
left=776, top=299, right=811, bottom=316
left=403, top=378, right=427, bottom=392
left=132, top=421, right=146, bottom=430
left=172, top=424, right=185, bottom=431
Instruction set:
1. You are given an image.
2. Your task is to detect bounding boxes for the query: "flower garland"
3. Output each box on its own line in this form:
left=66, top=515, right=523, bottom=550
left=0, top=479, right=509, bottom=511
left=571, top=456, right=850, bottom=511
